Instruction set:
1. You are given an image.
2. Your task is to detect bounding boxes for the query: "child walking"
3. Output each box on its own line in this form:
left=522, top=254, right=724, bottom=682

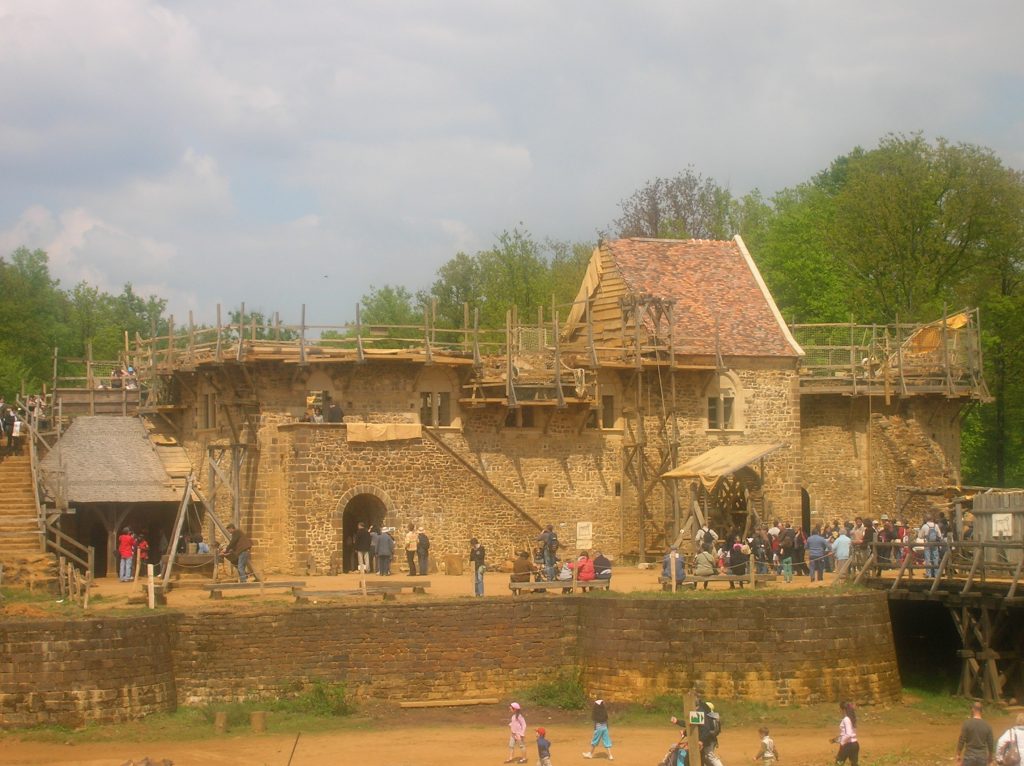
left=582, top=698, right=613, bottom=760
left=505, top=702, right=528, bottom=764
left=536, top=726, right=553, bottom=766
left=753, top=726, right=778, bottom=764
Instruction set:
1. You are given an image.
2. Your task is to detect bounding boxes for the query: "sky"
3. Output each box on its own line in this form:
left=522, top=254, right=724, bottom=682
left=0, top=1, right=1022, bottom=326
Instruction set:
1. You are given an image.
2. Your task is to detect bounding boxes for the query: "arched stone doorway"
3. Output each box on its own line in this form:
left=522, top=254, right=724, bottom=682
left=338, top=487, right=391, bottom=573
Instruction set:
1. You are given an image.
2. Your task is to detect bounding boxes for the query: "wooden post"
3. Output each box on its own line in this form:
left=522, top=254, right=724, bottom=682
left=147, top=564, right=156, bottom=609
left=299, top=304, right=307, bottom=366
left=236, top=302, right=245, bottom=361
left=355, top=303, right=365, bottom=361
left=553, top=304, right=565, bottom=408
left=683, top=689, right=699, bottom=759
left=250, top=711, right=267, bottom=733
left=215, top=303, right=223, bottom=362
left=213, top=711, right=228, bottom=733
left=188, top=311, right=196, bottom=363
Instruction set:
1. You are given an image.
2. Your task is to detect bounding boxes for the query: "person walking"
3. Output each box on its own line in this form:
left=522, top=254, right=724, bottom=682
left=505, top=702, right=528, bottom=764
left=955, top=701, right=994, bottom=766
left=470, top=537, right=486, bottom=596
left=536, top=726, right=553, bottom=766
left=996, top=712, right=1024, bottom=766
left=753, top=725, right=778, bottom=765
left=833, top=700, right=859, bottom=765
left=582, top=697, right=613, bottom=760
left=354, top=521, right=372, bottom=573
left=918, top=513, right=944, bottom=578
left=832, top=527, right=852, bottom=582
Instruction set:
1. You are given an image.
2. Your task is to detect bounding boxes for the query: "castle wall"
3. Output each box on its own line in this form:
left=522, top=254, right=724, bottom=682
left=0, top=592, right=901, bottom=727
left=801, top=395, right=963, bottom=524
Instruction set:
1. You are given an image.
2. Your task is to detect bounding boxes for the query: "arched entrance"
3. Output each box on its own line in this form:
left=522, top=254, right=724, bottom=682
left=340, top=493, right=388, bottom=572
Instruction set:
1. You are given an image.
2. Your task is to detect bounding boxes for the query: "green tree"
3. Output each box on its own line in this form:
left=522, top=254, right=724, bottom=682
left=611, top=167, right=737, bottom=239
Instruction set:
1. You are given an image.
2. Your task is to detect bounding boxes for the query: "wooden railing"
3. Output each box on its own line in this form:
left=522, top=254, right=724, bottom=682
left=790, top=309, right=986, bottom=398
left=851, top=540, right=1023, bottom=598
left=18, top=397, right=95, bottom=580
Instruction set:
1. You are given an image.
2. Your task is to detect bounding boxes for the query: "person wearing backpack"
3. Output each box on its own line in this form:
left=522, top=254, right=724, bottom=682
left=917, top=513, right=943, bottom=578
left=997, top=712, right=1024, bottom=766
left=697, top=699, right=723, bottom=766
left=536, top=524, right=559, bottom=580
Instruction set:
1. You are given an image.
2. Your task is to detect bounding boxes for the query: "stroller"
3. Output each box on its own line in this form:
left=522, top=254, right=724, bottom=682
left=658, top=733, right=689, bottom=766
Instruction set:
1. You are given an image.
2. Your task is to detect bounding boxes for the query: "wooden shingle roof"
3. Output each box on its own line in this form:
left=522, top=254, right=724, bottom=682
left=40, top=416, right=182, bottom=504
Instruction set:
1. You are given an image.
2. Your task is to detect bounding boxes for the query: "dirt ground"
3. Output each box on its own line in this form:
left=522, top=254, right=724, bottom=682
left=5, top=567, right=1006, bottom=765
left=2, top=712, right=1011, bottom=766
left=71, top=561, right=846, bottom=612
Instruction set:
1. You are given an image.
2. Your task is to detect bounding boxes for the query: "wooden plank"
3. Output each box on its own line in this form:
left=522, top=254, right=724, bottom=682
left=399, top=698, right=499, bottom=709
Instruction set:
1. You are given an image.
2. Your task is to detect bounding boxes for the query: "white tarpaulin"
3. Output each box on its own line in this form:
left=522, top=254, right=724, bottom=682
left=662, top=443, right=784, bottom=491
left=346, top=423, right=423, bottom=442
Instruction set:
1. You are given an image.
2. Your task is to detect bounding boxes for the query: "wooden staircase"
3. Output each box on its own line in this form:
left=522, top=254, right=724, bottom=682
left=0, top=454, right=54, bottom=587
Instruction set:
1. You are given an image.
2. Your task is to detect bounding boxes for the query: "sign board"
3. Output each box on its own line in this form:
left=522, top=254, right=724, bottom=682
left=576, top=521, right=593, bottom=549
left=688, top=711, right=704, bottom=725
left=992, top=513, right=1013, bottom=537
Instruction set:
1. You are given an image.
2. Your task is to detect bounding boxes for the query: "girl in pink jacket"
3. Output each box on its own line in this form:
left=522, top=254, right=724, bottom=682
left=505, top=702, right=528, bottom=764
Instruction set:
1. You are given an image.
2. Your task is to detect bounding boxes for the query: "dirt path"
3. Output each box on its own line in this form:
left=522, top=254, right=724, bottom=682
left=3, top=714, right=1009, bottom=766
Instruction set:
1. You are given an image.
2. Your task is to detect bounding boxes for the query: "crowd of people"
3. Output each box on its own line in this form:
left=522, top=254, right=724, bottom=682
left=490, top=697, right=1021, bottom=766
left=0, top=393, right=49, bottom=457
left=660, top=510, right=964, bottom=585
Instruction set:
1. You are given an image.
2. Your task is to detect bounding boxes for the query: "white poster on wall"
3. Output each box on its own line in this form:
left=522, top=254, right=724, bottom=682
left=991, top=513, right=1013, bottom=537
left=576, top=521, right=593, bottom=549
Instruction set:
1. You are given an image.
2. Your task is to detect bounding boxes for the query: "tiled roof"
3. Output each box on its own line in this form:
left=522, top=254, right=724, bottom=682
left=605, top=237, right=801, bottom=358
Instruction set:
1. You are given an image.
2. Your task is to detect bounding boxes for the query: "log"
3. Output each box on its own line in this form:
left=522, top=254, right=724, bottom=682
left=399, top=697, right=499, bottom=709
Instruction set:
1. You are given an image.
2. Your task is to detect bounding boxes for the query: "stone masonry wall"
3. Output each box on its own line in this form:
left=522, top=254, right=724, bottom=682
left=578, top=591, right=900, bottom=705
left=0, top=615, right=177, bottom=727
left=0, top=592, right=900, bottom=727
left=801, top=395, right=962, bottom=524
left=172, top=600, right=577, bottom=706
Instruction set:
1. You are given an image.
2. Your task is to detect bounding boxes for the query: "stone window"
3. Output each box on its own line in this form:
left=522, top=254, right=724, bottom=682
left=420, top=392, right=451, bottom=426
left=199, top=392, right=217, bottom=430
left=505, top=407, right=535, bottom=428
left=586, top=390, right=621, bottom=430
left=705, top=371, right=743, bottom=432
left=537, top=483, right=548, bottom=498
left=416, top=368, right=457, bottom=427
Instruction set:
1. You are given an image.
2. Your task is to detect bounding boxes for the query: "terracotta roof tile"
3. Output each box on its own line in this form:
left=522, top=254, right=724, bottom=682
left=606, top=237, right=799, bottom=358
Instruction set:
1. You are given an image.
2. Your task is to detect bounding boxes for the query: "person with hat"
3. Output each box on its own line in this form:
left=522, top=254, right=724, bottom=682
left=505, top=702, right=528, bottom=764
left=536, top=726, right=553, bottom=766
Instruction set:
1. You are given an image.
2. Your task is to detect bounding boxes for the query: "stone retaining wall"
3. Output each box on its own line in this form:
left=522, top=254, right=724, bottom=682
left=0, top=614, right=177, bottom=727
left=0, top=592, right=900, bottom=728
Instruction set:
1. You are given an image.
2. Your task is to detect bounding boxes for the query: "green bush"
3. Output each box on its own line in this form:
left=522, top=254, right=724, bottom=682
left=520, top=669, right=588, bottom=710
left=279, top=680, right=355, bottom=717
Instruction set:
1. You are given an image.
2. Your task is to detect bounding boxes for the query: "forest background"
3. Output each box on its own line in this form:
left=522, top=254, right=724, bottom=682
left=2, top=133, right=1022, bottom=487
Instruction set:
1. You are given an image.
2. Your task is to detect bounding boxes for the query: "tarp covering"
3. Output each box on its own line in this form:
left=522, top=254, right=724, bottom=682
left=662, top=443, right=784, bottom=491
left=346, top=422, right=423, bottom=443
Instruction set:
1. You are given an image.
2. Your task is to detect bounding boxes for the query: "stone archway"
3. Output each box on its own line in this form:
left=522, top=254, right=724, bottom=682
left=336, top=486, right=394, bottom=573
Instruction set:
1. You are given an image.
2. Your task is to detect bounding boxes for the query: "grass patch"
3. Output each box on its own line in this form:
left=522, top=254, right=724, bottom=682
left=519, top=669, right=588, bottom=710
left=588, top=583, right=870, bottom=601
left=7, top=682, right=358, bottom=744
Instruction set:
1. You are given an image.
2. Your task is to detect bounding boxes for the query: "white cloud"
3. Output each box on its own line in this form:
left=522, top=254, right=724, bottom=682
left=0, top=0, right=1021, bottom=323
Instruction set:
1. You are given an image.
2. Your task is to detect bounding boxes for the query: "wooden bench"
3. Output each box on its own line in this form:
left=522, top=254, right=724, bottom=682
left=509, top=577, right=611, bottom=595
left=295, top=579, right=432, bottom=603
left=204, top=580, right=306, bottom=599
left=657, top=577, right=697, bottom=591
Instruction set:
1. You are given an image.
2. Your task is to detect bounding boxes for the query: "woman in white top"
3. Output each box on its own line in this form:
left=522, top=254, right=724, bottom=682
left=833, top=700, right=859, bottom=765
left=997, top=713, right=1024, bottom=766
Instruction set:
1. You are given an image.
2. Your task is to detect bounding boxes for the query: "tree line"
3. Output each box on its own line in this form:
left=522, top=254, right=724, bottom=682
left=2, top=133, right=1021, bottom=485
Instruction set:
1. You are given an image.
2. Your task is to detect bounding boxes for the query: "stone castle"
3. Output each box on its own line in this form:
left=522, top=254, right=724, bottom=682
left=48, top=236, right=986, bottom=576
